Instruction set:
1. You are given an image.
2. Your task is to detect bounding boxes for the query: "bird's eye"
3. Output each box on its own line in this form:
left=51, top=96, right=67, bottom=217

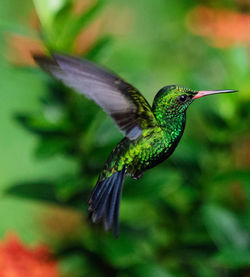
left=178, top=95, right=188, bottom=103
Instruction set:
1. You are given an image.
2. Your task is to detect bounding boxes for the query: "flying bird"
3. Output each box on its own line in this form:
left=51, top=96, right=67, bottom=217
left=34, top=54, right=236, bottom=237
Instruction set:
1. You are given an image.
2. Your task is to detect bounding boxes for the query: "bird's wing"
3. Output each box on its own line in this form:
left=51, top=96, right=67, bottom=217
left=34, top=54, right=158, bottom=140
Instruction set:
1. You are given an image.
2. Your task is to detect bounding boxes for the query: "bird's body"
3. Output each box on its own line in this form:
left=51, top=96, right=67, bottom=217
left=101, top=115, right=185, bottom=181
left=34, top=54, right=236, bottom=237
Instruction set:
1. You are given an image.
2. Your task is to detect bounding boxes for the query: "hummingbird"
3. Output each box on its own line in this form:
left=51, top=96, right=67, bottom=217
left=34, top=54, right=236, bottom=237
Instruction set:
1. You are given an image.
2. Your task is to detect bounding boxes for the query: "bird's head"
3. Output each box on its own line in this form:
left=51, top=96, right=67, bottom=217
left=152, top=85, right=236, bottom=118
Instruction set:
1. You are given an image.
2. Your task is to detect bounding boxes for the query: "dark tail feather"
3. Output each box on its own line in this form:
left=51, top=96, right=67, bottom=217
left=88, top=168, right=125, bottom=237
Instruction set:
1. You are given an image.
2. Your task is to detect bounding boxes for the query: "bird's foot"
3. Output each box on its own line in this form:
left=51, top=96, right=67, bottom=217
left=132, top=172, right=144, bottom=180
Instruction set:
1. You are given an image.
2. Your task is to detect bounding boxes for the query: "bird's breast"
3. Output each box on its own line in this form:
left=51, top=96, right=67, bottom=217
left=124, top=129, right=176, bottom=178
left=103, top=126, right=183, bottom=180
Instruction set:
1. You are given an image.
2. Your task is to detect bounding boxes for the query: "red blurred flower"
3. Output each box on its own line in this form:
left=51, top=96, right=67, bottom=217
left=186, top=5, right=250, bottom=48
left=0, top=234, right=60, bottom=277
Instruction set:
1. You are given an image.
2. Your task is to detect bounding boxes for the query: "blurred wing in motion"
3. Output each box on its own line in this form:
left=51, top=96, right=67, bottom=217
left=34, top=54, right=158, bottom=140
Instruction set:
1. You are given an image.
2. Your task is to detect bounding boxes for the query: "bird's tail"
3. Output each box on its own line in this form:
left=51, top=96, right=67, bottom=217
left=88, top=168, right=125, bottom=237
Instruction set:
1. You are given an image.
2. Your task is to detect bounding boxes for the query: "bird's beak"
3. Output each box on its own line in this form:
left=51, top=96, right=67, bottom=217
left=193, top=89, right=237, bottom=99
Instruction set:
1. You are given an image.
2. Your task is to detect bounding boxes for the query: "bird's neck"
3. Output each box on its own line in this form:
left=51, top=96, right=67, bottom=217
left=153, top=108, right=186, bottom=141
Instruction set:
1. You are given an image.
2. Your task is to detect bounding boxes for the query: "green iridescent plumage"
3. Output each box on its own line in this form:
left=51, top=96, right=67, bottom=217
left=100, top=86, right=190, bottom=181
left=34, top=54, right=236, bottom=237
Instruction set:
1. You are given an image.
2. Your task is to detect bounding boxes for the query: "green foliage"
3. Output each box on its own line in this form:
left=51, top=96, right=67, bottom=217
left=2, top=0, right=250, bottom=276
left=34, top=0, right=106, bottom=51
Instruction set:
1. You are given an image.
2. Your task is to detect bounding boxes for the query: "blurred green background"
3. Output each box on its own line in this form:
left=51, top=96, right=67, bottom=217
left=0, top=0, right=249, bottom=276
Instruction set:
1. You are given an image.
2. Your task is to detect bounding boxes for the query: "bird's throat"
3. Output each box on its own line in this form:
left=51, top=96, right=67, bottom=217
left=153, top=108, right=186, bottom=142
left=164, top=113, right=186, bottom=142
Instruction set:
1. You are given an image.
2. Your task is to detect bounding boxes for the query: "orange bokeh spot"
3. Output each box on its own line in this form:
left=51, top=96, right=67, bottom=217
left=6, top=34, right=44, bottom=66
left=186, top=5, right=250, bottom=48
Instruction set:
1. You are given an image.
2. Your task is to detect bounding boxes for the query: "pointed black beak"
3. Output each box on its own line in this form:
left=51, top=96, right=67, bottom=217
left=193, top=89, right=237, bottom=99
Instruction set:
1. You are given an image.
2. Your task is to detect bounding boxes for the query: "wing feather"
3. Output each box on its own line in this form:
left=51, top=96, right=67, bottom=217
left=34, top=54, right=157, bottom=140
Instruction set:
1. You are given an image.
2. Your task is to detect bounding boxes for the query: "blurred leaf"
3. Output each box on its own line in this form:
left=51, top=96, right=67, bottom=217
left=164, top=185, right=198, bottom=214
left=55, top=174, right=86, bottom=202
left=35, top=137, right=71, bottom=158
left=33, top=0, right=69, bottom=38
left=55, top=0, right=105, bottom=51
left=194, top=260, right=219, bottom=277
left=66, top=93, right=100, bottom=132
left=5, top=181, right=58, bottom=203
left=131, top=263, right=174, bottom=277
left=124, top=168, right=181, bottom=200
left=59, top=253, right=90, bottom=277
left=120, top=199, right=157, bottom=228
left=15, top=112, right=70, bottom=135
left=53, top=1, right=73, bottom=35
left=227, top=47, right=249, bottom=81
left=93, top=115, right=122, bottom=146
left=97, top=234, right=150, bottom=268
left=85, top=35, right=114, bottom=60
left=203, top=204, right=249, bottom=250
left=213, top=248, right=250, bottom=268
left=0, top=21, right=37, bottom=38
left=211, top=170, right=250, bottom=185
left=67, top=0, right=104, bottom=38
left=5, top=180, right=88, bottom=209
